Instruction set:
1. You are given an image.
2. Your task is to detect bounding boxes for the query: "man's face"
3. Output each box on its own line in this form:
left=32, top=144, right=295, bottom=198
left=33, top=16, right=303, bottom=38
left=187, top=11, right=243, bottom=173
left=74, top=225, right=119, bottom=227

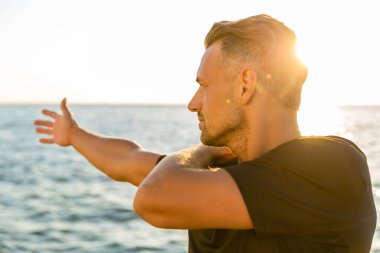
left=188, top=42, right=246, bottom=147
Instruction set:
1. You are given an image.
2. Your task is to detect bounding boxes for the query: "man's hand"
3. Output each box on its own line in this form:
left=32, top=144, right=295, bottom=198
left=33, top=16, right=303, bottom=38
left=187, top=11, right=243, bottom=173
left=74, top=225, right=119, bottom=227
left=33, top=98, right=161, bottom=184
left=34, top=98, right=78, bottom=146
left=177, top=144, right=238, bottom=169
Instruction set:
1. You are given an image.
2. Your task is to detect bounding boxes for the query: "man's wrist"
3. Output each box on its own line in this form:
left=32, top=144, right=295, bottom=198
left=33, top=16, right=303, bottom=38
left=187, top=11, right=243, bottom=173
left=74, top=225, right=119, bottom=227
left=179, top=145, right=213, bottom=169
left=68, top=125, right=81, bottom=147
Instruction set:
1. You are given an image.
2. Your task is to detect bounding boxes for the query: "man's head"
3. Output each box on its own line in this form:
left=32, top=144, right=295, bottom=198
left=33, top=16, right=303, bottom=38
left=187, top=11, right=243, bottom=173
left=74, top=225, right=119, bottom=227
left=205, top=14, right=307, bottom=110
left=188, top=14, right=307, bottom=148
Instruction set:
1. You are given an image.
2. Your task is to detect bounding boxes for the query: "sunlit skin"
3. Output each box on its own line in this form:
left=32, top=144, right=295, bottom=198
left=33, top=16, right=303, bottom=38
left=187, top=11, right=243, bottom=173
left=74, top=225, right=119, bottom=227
left=188, top=41, right=301, bottom=161
left=189, top=43, right=246, bottom=149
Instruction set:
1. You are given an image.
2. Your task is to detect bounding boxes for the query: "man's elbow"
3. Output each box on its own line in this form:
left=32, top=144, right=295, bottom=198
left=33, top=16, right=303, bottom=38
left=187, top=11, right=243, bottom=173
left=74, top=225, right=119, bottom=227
left=106, top=172, right=124, bottom=181
left=133, top=184, right=170, bottom=228
left=101, top=162, right=125, bottom=181
left=104, top=162, right=132, bottom=182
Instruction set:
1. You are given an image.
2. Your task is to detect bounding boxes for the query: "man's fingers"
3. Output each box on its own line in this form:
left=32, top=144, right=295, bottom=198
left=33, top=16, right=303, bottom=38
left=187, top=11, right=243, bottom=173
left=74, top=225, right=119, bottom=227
left=39, top=138, right=54, bottom=144
left=215, top=146, right=234, bottom=155
left=35, top=128, right=53, bottom=135
left=60, top=98, right=70, bottom=115
left=42, top=109, right=59, bottom=119
left=34, top=120, right=54, bottom=127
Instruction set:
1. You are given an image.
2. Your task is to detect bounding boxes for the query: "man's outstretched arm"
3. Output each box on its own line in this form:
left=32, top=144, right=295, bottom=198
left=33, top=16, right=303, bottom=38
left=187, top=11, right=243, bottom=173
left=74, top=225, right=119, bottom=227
left=34, top=98, right=162, bottom=186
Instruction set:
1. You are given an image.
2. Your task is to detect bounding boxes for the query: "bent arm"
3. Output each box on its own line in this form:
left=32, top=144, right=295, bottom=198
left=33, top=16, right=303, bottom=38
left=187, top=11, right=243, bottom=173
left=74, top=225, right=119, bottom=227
left=133, top=146, right=252, bottom=229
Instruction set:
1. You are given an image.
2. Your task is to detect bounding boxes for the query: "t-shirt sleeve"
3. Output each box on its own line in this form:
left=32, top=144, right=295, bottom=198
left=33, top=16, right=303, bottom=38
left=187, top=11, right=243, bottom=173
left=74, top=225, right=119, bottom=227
left=155, top=154, right=167, bottom=165
left=223, top=141, right=371, bottom=237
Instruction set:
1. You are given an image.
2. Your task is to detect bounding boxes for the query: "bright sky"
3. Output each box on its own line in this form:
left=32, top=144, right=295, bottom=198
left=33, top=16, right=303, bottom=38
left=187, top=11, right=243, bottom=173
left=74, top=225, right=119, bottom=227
left=0, top=0, right=379, bottom=107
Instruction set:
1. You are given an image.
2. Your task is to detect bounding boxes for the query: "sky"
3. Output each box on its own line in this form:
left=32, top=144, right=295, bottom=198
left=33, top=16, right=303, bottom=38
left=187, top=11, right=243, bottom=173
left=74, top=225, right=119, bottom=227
left=0, top=0, right=379, bottom=107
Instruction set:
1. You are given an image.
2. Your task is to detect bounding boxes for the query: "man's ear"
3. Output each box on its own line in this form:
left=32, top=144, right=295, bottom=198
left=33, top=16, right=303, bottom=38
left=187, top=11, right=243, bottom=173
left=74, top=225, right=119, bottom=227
left=240, top=68, right=257, bottom=105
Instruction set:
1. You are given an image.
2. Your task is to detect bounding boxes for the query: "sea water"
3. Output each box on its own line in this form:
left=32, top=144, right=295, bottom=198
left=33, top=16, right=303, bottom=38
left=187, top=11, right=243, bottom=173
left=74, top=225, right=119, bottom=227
left=0, top=105, right=379, bottom=252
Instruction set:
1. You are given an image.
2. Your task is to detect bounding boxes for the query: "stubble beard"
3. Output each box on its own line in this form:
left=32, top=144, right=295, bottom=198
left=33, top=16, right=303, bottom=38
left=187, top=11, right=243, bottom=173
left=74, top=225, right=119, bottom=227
left=200, top=108, right=246, bottom=148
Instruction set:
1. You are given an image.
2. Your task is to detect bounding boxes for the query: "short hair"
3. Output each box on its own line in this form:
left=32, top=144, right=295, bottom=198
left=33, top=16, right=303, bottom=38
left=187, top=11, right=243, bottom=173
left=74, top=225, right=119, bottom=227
left=205, top=14, right=308, bottom=110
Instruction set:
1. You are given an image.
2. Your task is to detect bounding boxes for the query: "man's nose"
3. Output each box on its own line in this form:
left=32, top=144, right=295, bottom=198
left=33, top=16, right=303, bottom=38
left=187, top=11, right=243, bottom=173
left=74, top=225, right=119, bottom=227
left=187, top=87, right=202, bottom=112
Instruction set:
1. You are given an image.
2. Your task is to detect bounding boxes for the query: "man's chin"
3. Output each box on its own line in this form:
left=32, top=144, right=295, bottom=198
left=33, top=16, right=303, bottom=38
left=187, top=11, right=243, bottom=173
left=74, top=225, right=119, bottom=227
left=200, top=132, right=224, bottom=147
left=200, top=133, right=212, bottom=146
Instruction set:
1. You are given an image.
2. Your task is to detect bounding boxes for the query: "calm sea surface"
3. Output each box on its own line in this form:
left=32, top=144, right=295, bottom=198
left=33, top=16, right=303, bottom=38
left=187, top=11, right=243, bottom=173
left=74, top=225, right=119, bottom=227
left=0, top=105, right=379, bottom=253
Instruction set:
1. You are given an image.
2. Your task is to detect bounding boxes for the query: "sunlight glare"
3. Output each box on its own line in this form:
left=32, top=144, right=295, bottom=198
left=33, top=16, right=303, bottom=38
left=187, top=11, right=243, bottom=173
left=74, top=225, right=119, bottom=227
left=295, top=34, right=347, bottom=137
left=295, top=36, right=310, bottom=69
left=298, top=104, right=342, bottom=136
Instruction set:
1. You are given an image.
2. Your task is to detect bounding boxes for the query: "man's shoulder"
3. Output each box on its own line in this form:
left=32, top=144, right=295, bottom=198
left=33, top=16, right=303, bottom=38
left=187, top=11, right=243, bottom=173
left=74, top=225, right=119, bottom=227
left=296, top=135, right=365, bottom=154
left=262, top=135, right=366, bottom=162
left=226, top=135, right=368, bottom=178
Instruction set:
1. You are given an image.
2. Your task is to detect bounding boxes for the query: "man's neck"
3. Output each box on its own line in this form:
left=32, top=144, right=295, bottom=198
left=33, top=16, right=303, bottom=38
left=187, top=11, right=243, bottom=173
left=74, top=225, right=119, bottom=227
left=230, top=105, right=300, bottom=162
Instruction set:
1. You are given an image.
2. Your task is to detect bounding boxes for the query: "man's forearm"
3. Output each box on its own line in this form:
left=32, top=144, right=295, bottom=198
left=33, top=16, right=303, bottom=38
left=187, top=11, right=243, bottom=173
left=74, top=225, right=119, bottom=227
left=137, top=145, right=222, bottom=187
left=70, top=126, right=161, bottom=185
left=136, top=145, right=237, bottom=194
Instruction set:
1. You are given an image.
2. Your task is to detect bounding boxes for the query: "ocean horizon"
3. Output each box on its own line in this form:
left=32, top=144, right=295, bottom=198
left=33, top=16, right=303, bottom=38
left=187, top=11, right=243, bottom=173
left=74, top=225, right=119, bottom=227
left=1, top=104, right=379, bottom=252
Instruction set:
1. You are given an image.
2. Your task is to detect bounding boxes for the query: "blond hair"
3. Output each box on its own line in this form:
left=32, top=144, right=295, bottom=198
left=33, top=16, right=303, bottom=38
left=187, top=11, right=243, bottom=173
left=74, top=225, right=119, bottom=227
left=205, top=14, right=308, bottom=110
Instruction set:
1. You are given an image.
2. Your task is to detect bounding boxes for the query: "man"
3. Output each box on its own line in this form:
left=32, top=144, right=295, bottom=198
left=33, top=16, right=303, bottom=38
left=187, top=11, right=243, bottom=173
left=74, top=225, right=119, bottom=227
left=35, top=14, right=376, bottom=252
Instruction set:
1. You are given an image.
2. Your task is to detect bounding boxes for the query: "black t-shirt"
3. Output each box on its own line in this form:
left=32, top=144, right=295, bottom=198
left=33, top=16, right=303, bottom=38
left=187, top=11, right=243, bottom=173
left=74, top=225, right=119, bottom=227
left=188, top=136, right=376, bottom=253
